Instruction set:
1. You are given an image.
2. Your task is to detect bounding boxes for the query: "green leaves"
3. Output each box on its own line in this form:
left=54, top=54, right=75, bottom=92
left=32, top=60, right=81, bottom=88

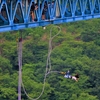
left=0, top=87, right=17, bottom=100
left=0, top=19, right=100, bottom=100
left=0, top=56, right=12, bottom=73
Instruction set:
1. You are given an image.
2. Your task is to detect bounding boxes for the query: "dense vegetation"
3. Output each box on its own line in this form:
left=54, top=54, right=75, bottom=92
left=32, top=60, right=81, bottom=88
left=0, top=18, right=100, bottom=100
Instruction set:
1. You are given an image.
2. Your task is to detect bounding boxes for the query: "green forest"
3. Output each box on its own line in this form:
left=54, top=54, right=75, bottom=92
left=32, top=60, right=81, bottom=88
left=0, top=18, right=100, bottom=100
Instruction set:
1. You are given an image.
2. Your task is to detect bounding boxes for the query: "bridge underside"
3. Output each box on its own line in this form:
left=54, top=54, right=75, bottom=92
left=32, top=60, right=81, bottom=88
left=0, top=0, right=100, bottom=32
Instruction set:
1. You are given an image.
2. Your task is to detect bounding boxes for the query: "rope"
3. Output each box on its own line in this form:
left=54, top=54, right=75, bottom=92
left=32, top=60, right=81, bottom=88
left=17, top=37, right=22, bottom=100
left=48, top=25, right=61, bottom=72
left=21, top=25, right=61, bottom=100
left=46, top=71, right=60, bottom=76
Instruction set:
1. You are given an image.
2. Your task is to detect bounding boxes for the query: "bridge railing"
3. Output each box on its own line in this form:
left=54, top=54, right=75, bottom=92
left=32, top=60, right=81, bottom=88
left=0, top=0, right=100, bottom=32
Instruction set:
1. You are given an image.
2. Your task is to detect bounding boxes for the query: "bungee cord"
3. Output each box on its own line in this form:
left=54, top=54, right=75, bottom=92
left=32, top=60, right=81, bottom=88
left=18, top=25, right=61, bottom=100
left=48, top=25, right=61, bottom=72
left=46, top=71, right=60, bottom=76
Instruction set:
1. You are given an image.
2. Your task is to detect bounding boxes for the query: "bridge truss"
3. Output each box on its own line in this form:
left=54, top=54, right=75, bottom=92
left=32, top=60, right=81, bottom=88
left=0, top=0, right=100, bottom=32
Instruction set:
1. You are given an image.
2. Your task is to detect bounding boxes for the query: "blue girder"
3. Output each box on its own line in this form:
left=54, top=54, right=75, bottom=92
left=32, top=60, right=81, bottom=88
left=0, top=0, right=100, bottom=32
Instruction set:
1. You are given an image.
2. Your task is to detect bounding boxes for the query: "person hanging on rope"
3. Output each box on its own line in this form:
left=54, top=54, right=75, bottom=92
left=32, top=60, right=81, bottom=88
left=64, top=70, right=71, bottom=78
left=16, top=37, right=22, bottom=42
left=71, top=73, right=79, bottom=82
left=60, top=70, right=79, bottom=82
left=19, top=37, right=22, bottom=42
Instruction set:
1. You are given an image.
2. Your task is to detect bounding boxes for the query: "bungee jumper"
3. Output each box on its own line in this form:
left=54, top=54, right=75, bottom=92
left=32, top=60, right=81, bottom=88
left=59, top=70, right=79, bottom=82
left=64, top=70, right=71, bottom=78
left=71, top=73, right=79, bottom=82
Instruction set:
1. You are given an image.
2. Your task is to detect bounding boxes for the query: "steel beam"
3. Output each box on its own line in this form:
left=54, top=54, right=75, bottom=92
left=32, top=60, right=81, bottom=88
left=0, top=0, right=100, bottom=32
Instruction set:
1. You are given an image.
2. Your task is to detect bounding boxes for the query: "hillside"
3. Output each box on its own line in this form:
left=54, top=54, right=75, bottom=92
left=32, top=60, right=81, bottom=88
left=0, top=19, right=100, bottom=100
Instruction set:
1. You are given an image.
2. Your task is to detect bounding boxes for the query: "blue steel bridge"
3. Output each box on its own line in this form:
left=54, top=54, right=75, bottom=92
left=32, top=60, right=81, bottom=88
left=0, top=0, right=100, bottom=32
